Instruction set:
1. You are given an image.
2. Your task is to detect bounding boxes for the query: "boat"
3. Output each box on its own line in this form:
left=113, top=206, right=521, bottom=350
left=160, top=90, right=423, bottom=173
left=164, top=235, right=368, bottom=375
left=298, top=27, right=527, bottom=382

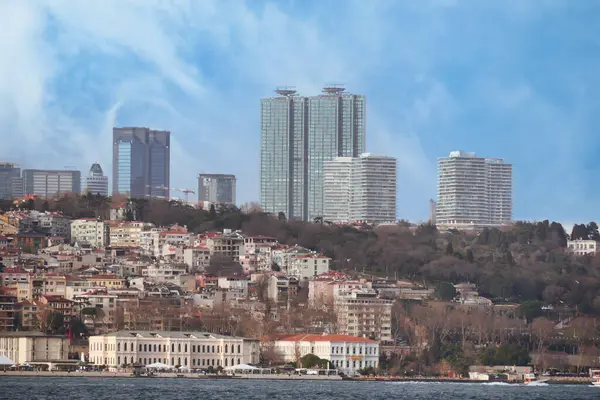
left=592, top=376, right=600, bottom=387
left=523, top=373, right=549, bottom=385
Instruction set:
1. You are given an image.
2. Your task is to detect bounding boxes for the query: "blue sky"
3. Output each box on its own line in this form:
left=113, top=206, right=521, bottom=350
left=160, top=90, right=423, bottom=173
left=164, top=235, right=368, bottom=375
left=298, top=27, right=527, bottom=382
left=0, top=0, right=598, bottom=225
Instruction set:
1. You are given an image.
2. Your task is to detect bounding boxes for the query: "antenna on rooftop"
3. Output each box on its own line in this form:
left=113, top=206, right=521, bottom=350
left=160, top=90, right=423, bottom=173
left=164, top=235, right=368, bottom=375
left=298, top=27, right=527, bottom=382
left=322, top=83, right=346, bottom=94
left=275, top=86, right=297, bottom=96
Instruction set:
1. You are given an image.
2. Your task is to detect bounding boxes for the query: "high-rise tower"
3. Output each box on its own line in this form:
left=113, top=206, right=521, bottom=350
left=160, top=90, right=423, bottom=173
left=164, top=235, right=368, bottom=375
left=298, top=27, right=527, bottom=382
left=436, top=150, right=512, bottom=228
left=112, top=127, right=170, bottom=198
left=260, top=86, right=366, bottom=221
left=85, top=163, right=109, bottom=196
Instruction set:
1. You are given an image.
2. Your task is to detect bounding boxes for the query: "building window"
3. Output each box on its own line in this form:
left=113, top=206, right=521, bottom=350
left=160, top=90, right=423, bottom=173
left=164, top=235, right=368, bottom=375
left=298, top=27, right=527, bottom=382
left=154, top=344, right=157, bottom=352
left=225, top=344, right=228, bottom=353
left=178, top=344, right=181, bottom=352
left=144, top=344, right=147, bottom=352
left=171, top=343, right=175, bottom=352
left=237, top=345, right=241, bottom=354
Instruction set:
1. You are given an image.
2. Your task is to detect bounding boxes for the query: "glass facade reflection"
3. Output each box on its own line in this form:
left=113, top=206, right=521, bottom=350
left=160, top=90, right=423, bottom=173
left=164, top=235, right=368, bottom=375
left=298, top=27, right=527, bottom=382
left=112, top=127, right=170, bottom=198
left=260, top=87, right=365, bottom=221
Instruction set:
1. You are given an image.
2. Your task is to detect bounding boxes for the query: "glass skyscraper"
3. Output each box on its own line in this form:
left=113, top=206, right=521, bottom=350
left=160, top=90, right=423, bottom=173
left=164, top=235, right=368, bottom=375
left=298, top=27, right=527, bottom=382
left=112, top=127, right=170, bottom=198
left=260, top=87, right=365, bottom=221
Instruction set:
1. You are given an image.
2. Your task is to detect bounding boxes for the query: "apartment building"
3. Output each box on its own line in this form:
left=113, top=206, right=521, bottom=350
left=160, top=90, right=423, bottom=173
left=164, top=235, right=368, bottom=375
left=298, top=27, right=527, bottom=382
left=71, top=219, right=107, bottom=248
left=334, top=290, right=393, bottom=344
left=288, top=254, right=331, bottom=280
left=88, top=330, right=260, bottom=368
left=323, top=153, right=397, bottom=223
left=436, top=151, right=512, bottom=229
left=567, top=239, right=598, bottom=256
left=205, top=230, right=245, bottom=261
left=269, top=333, right=379, bottom=375
left=108, top=222, right=153, bottom=248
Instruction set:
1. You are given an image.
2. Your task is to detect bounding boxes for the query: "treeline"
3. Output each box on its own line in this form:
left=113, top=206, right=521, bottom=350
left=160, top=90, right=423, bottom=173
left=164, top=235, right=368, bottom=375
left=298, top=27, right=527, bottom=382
left=4, top=194, right=600, bottom=313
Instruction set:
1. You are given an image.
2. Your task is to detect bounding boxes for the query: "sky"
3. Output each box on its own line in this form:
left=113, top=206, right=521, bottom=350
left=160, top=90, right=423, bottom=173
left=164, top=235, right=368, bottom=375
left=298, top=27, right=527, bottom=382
left=0, top=0, right=598, bottom=225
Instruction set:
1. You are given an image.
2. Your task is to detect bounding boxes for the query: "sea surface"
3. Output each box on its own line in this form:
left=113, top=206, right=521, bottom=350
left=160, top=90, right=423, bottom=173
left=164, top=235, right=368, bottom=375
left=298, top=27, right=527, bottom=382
left=0, top=377, right=599, bottom=400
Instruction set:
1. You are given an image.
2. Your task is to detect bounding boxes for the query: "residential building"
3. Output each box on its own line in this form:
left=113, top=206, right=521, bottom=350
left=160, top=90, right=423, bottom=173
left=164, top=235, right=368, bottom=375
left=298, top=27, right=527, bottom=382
left=183, top=247, right=211, bottom=272
left=334, top=290, right=393, bottom=344
left=74, top=290, right=118, bottom=334
left=37, top=295, right=75, bottom=320
left=0, top=162, right=23, bottom=199
left=84, top=163, right=109, bottom=196
left=88, top=330, right=260, bottom=368
left=17, top=300, right=39, bottom=330
left=436, top=151, right=512, bottom=229
left=0, top=290, right=17, bottom=331
left=108, top=221, right=153, bottom=248
left=260, top=86, right=366, bottom=221
left=112, top=127, right=170, bottom=198
left=0, top=331, right=70, bottom=363
left=567, top=239, right=598, bottom=256
left=205, top=230, right=245, bottom=261
left=38, top=212, right=72, bottom=238
left=22, top=169, right=81, bottom=197
left=71, top=219, right=106, bottom=248
left=198, top=174, right=236, bottom=205
left=323, top=153, right=397, bottom=223
left=288, top=254, right=331, bottom=281
left=142, top=263, right=188, bottom=284
left=268, top=333, right=379, bottom=375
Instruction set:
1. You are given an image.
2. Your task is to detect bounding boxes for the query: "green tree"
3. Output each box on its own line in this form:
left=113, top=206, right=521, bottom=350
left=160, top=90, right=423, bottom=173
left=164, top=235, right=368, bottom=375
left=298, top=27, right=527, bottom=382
left=209, top=204, right=217, bottom=219
left=435, top=282, right=457, bottom=301
left=300, top=354, right=330, bottom=369
left=519, top=300, right=543, bottom=323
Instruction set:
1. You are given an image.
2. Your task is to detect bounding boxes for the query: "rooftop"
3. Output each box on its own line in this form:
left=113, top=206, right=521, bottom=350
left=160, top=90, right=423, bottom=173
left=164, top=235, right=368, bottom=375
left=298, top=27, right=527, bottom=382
left=94, top=330, right=253, bottom=340
left=270, top=334, right=376, bottom=343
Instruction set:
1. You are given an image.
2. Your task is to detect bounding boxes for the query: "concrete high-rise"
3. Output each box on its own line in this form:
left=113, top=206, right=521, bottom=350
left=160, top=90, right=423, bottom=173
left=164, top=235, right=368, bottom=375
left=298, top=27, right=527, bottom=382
left=436, top=150, right=512, bottom=229
left=22, top=169, right=81, bottom=197
left=323, top=153, right=397, bottom=224
left=260, top=86, right=366, bottom=221
left=198, top=174, right=236, bottom=205
left=112, top=127, right=170, bottom=198
left=0, top=162, right=23, bottom=199
left=84, top=163, right=109, bottom=196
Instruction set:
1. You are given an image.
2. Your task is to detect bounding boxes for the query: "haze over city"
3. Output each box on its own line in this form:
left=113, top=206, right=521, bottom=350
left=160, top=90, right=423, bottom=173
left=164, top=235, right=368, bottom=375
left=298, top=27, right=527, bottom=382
left=0, top=0, right=598, bottom=224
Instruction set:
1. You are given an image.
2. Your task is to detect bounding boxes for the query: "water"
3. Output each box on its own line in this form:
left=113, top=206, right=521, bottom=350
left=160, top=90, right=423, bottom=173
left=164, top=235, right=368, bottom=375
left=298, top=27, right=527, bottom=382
left=0, top=377, right=598, bottom=399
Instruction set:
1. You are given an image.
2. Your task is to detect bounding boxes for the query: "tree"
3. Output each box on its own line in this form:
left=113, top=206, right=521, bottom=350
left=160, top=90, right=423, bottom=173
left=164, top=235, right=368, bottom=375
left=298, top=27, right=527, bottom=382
left=519, top=301, right=543, bottom=323
left=587, top=222, right=600, bottom=241
left=445, top=242, right=454, bottom=255
left=466, top=249, right=474, bottom=263
left=434, top=282, right=457, bottom=301
left=277, top=212, right=286, bottom=221
left=300, top=354, right=329, bottom=369
left=209, top=204, right=217, bottom=219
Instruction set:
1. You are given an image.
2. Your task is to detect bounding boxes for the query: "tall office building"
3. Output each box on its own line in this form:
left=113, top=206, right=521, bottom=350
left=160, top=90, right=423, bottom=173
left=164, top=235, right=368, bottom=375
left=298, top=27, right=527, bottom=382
left=22, top=169, right=81, bottom=197
left=323, top=153, right=397, bottom=223
left=112, top=127, right=170, bottom=198
left=0, top=162, right=23, bottom=199
left=198, top=174, right=236, bottom=205
left=260, top=86, right=366, bottom=221
left=436, top=150, right=512, bottom=228
left=84, top=163, right=109, bottom=196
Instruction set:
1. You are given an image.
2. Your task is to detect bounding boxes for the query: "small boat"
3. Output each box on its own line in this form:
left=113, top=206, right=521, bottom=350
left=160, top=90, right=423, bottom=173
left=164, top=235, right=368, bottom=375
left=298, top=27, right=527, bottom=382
left=523, top=373, right=549, bottom=385
left=592, top=376, right=600, bottom=387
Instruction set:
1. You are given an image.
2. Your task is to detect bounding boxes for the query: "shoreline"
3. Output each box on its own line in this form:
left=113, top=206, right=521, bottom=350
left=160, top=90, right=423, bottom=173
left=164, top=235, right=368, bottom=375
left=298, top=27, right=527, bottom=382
left=1, top=371, right=593, bottom=384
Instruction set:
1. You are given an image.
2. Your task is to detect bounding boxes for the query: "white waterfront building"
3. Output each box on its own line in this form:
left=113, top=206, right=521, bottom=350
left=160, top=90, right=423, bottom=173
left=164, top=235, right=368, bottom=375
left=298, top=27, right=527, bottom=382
left=88, top=330, right=260, bottom=368
left=436, top=150, right=512, bottom=230
left=323, top=153, right=397, bottom=224
left=270, top=333, right=379, bottom=375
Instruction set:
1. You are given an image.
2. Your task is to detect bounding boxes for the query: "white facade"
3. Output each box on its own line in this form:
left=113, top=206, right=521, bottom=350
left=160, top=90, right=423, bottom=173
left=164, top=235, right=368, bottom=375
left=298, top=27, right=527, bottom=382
left=323, top=153, right=397, bottom=223
left=0, top=332, right=70, bottom=364
left=85, top=163, right=109, bottom=196
left=142, top=263, right=188, bottom=283
left=183, top=247, right=211, bottom=272
left=567, top=239, right=598, bottom=256
left=334, top=290, right=393, bottom=344
left=38, top=213, right=72, bottom=238
left=289, top=254, right=331, bottom=280
left=88, top=330, right=260, bottom=368
left=270, top=334, right=379, bottom=375
left=436, top=151, right=512, bottom=229
left=109, top=222, right=152, bottom=247
left=71, top=219, right=106, bottom=248
left=23, top=169, right=81, bottom=197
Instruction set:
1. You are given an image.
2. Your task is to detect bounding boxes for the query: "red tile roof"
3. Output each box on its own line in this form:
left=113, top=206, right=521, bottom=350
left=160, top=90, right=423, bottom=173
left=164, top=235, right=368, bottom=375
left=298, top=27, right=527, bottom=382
left=269, top=334, right=376, bottom=343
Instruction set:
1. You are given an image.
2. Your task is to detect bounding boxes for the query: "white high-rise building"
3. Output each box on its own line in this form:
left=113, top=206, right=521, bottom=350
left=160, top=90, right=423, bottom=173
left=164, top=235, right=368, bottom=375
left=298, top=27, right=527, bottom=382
left=323, top=153, right=397, bottom=224
left=85, top=163, right=109, bottom=196
left=436, top=150, right=512, bottom=229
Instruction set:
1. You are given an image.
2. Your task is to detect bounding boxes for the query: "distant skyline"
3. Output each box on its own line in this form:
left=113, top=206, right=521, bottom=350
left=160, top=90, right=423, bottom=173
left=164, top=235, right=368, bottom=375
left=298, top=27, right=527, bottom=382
left=0, top=1, right=598, bottom=225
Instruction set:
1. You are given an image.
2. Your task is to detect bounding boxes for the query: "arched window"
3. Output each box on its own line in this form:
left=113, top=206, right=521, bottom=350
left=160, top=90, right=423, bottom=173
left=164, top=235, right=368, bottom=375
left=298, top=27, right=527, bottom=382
left=225, top=358, right=228, bottom=366
left=237, top=345, right=241, bottom=354
left=171, top=343, right=175, bottom=352
left=144, top=344, right=147, bottom=352
left=178, top=357, right=181, bottom=366
left=117, top=343, right=120, bottom=351
left=237, top=359, right=240, bottom=365
left=231, top=358, right=234, bottom=367
left=184, top=358, right=188, bottom=366
left=139, top=344, right=142, bottom=351
left=154, top=344, right=157, bottom=352
left=171, top=357, right=174, bottom=365
left=225, top=344, right=228, bottom=353
left=117, top=356, right=121, bottom=365
left=184, top=344, right=187, bottom=352
left=178, top=343, right=181, bottom=352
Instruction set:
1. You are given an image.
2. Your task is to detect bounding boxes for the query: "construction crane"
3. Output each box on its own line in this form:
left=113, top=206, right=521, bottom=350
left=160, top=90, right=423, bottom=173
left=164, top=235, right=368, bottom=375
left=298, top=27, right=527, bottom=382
left=146, top=185, right=195, bottom=203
